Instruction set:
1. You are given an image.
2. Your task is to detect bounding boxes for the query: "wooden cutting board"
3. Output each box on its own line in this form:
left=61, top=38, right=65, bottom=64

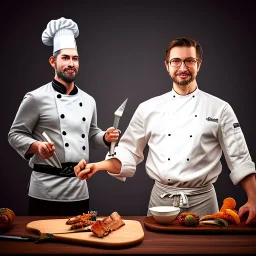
left=144, top=216, right=256, bottom=234
left=26, top=218, right=144, bottom=248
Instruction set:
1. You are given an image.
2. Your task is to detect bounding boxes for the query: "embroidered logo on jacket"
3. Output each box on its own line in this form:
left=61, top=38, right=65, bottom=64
left=206, top=117, right=218, bottom=123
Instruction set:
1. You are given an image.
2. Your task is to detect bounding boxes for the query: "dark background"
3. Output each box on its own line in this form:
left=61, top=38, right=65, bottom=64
left=1, top=1, right=255, bottom=216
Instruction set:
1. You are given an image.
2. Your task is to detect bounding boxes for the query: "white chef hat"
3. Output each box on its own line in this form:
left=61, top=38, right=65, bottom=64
left=42, top=17, right=79, bottom=53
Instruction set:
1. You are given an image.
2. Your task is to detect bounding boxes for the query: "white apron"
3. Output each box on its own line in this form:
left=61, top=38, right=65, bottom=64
left=147, top=181, right=219, bottom=218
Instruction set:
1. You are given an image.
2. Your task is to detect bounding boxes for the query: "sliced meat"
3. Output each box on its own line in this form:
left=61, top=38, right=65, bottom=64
left=91, top=211, right=125, bottom=238
left=66, top=212, right=96, bottom=225
left=70, top=220, right=96, bottom=229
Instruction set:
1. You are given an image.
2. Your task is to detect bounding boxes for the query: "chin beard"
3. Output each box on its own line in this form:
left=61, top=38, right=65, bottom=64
left=57, top=71, right=77, bottom=83
left=172, top=76, right=194, bottom=86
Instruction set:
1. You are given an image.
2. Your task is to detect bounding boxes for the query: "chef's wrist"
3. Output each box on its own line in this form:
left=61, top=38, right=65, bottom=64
left=103, top=133, right=111, bottom=147
left=26, top=141, right=41, bottom=154
left=25, top=141, right=41, bottom=159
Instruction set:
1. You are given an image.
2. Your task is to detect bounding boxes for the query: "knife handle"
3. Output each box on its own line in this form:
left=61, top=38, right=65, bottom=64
left=35, top=233, right=54, bottom=244
left=109, top=142, right=117, bottom=156
left=109, top=115, right=120, bottom=156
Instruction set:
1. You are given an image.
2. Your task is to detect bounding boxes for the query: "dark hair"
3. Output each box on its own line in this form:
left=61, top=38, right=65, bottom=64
left=165, top=37, right=203, bottom=61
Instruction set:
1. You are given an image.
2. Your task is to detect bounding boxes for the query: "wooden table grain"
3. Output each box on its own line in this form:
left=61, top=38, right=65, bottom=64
left=0, top=216, right=255, bottom=255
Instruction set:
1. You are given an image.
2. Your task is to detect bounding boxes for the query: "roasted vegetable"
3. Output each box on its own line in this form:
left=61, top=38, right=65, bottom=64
left=200, top=218, right=228, bottom=228
left=220, top=197, right=236, bottom=212
left=199, top=197, right=240, bottom=225
left=199, top=209, right=240, bottom=224
left=185, top=215, right=198, bottom=226
left=177, top=212, right=199, bottom=226
left=0, top=208, right=15, bottom=229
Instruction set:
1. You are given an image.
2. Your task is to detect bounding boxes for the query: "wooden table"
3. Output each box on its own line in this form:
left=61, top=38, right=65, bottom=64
left=0, top=216, right=256, bottom=254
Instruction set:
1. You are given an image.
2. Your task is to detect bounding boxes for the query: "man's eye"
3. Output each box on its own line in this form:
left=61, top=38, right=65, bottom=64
left=186, top=59, right=195, bottom=63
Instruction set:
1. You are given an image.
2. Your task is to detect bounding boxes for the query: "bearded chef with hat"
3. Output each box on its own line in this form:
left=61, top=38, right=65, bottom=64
left=8, top=17, right=120, bottom=216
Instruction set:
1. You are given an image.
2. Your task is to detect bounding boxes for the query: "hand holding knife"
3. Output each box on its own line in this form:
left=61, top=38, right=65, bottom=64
left=109, top=98, right=128, bottom=156
left=42, top=131, right=62, bottom=169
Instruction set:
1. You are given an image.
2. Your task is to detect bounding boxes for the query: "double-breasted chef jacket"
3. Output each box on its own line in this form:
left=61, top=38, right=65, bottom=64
left=8, top=80, right=109, bottom=201
left=106, top=87, right=255, bottom=189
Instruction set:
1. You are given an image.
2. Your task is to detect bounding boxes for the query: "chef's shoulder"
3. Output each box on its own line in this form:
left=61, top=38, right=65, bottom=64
left=200, top=90, right=229, bottom=109
left=20, top=82, right=53, bottom=103
left=136, top=92, right=170, bottom=113
left=77, top=87, right=96, bottom=105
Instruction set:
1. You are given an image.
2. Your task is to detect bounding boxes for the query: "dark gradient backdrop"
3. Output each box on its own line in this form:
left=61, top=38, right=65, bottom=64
left=1, top=1, right=255, bottom=216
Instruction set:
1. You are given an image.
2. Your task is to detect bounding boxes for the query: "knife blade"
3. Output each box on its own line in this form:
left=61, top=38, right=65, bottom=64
left=109, top=98, right=128, bottom=156
left=42, top=131, right=62, bottom=169
left=0, top=235, right=38, bottom=242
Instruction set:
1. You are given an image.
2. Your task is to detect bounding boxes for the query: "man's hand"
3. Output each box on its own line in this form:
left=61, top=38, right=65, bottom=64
left=238, top=201, right=256, bottom=224
left=104, top=127, right=121, bottom=143
left=74, top=159, right=97, bottom=180
left=37, top=141, right=55, bottom=159
left=239, top=173, right=256, bottom=224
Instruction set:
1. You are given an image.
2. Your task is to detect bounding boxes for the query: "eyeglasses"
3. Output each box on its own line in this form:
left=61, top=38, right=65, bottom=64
left=166, top=57, right=201, bottom=68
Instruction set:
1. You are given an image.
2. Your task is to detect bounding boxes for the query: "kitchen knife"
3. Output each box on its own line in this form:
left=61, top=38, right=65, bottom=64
left=0, top=226, right=91, bottom=244
left=37, top=227, right=92, bottom=243
left=42, top=131, right=62, bottom=169
left=109, top=98, right=128, bottom=156
left=35, top=227, right=91, bottom=243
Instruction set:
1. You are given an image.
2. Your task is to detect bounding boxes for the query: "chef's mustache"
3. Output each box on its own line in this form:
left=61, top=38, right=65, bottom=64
left=176, top=71, right=191, bottom=75
left=64, top=67, right=76, bottom=71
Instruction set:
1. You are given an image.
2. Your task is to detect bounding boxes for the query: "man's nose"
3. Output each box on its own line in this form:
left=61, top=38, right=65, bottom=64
left=179, top=61, right=188, bottom=70
left=68, top=59, right=74, bottom=67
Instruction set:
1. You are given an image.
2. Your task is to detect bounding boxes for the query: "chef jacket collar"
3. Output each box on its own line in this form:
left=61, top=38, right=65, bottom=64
left=170, top=86, right=199, bottom=99
left=52, top=79, right=78, bottom=95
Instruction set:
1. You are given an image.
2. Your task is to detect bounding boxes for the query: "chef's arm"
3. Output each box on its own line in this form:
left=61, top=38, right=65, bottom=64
left=74, top=158, right=121, bottom=180
left=238, top=173, right=256, bottom=224
left=95, top=158, right=122, bottom=174
left=8, top=93, right=39, bottom=160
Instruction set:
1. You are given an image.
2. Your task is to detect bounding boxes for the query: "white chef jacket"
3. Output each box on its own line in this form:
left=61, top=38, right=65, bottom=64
left=8, top=81, right=108, bottom=202
left=106, top=87, right=255, bottom=188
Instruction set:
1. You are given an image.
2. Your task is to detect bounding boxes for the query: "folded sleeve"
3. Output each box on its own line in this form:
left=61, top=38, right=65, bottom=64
left=218, top=103, right=255, bottom=185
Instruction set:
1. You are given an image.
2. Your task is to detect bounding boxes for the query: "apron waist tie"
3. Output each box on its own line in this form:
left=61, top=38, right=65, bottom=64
left=160, top=191, right=189, bottom=207
left=156, top=181, right=214, bottom=208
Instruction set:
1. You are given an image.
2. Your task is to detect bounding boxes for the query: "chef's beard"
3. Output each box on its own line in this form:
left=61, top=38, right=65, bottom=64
left=171, top=73, right=195, bottom=86
left=56, top=69, right=78, bottom=84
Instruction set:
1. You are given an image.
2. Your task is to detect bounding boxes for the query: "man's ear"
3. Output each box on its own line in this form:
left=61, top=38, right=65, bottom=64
left=49, top=56, right=55, bottom=67
left=197, top=60, right=202, bottom=71
left=164, top=60, right=169, bottom=72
